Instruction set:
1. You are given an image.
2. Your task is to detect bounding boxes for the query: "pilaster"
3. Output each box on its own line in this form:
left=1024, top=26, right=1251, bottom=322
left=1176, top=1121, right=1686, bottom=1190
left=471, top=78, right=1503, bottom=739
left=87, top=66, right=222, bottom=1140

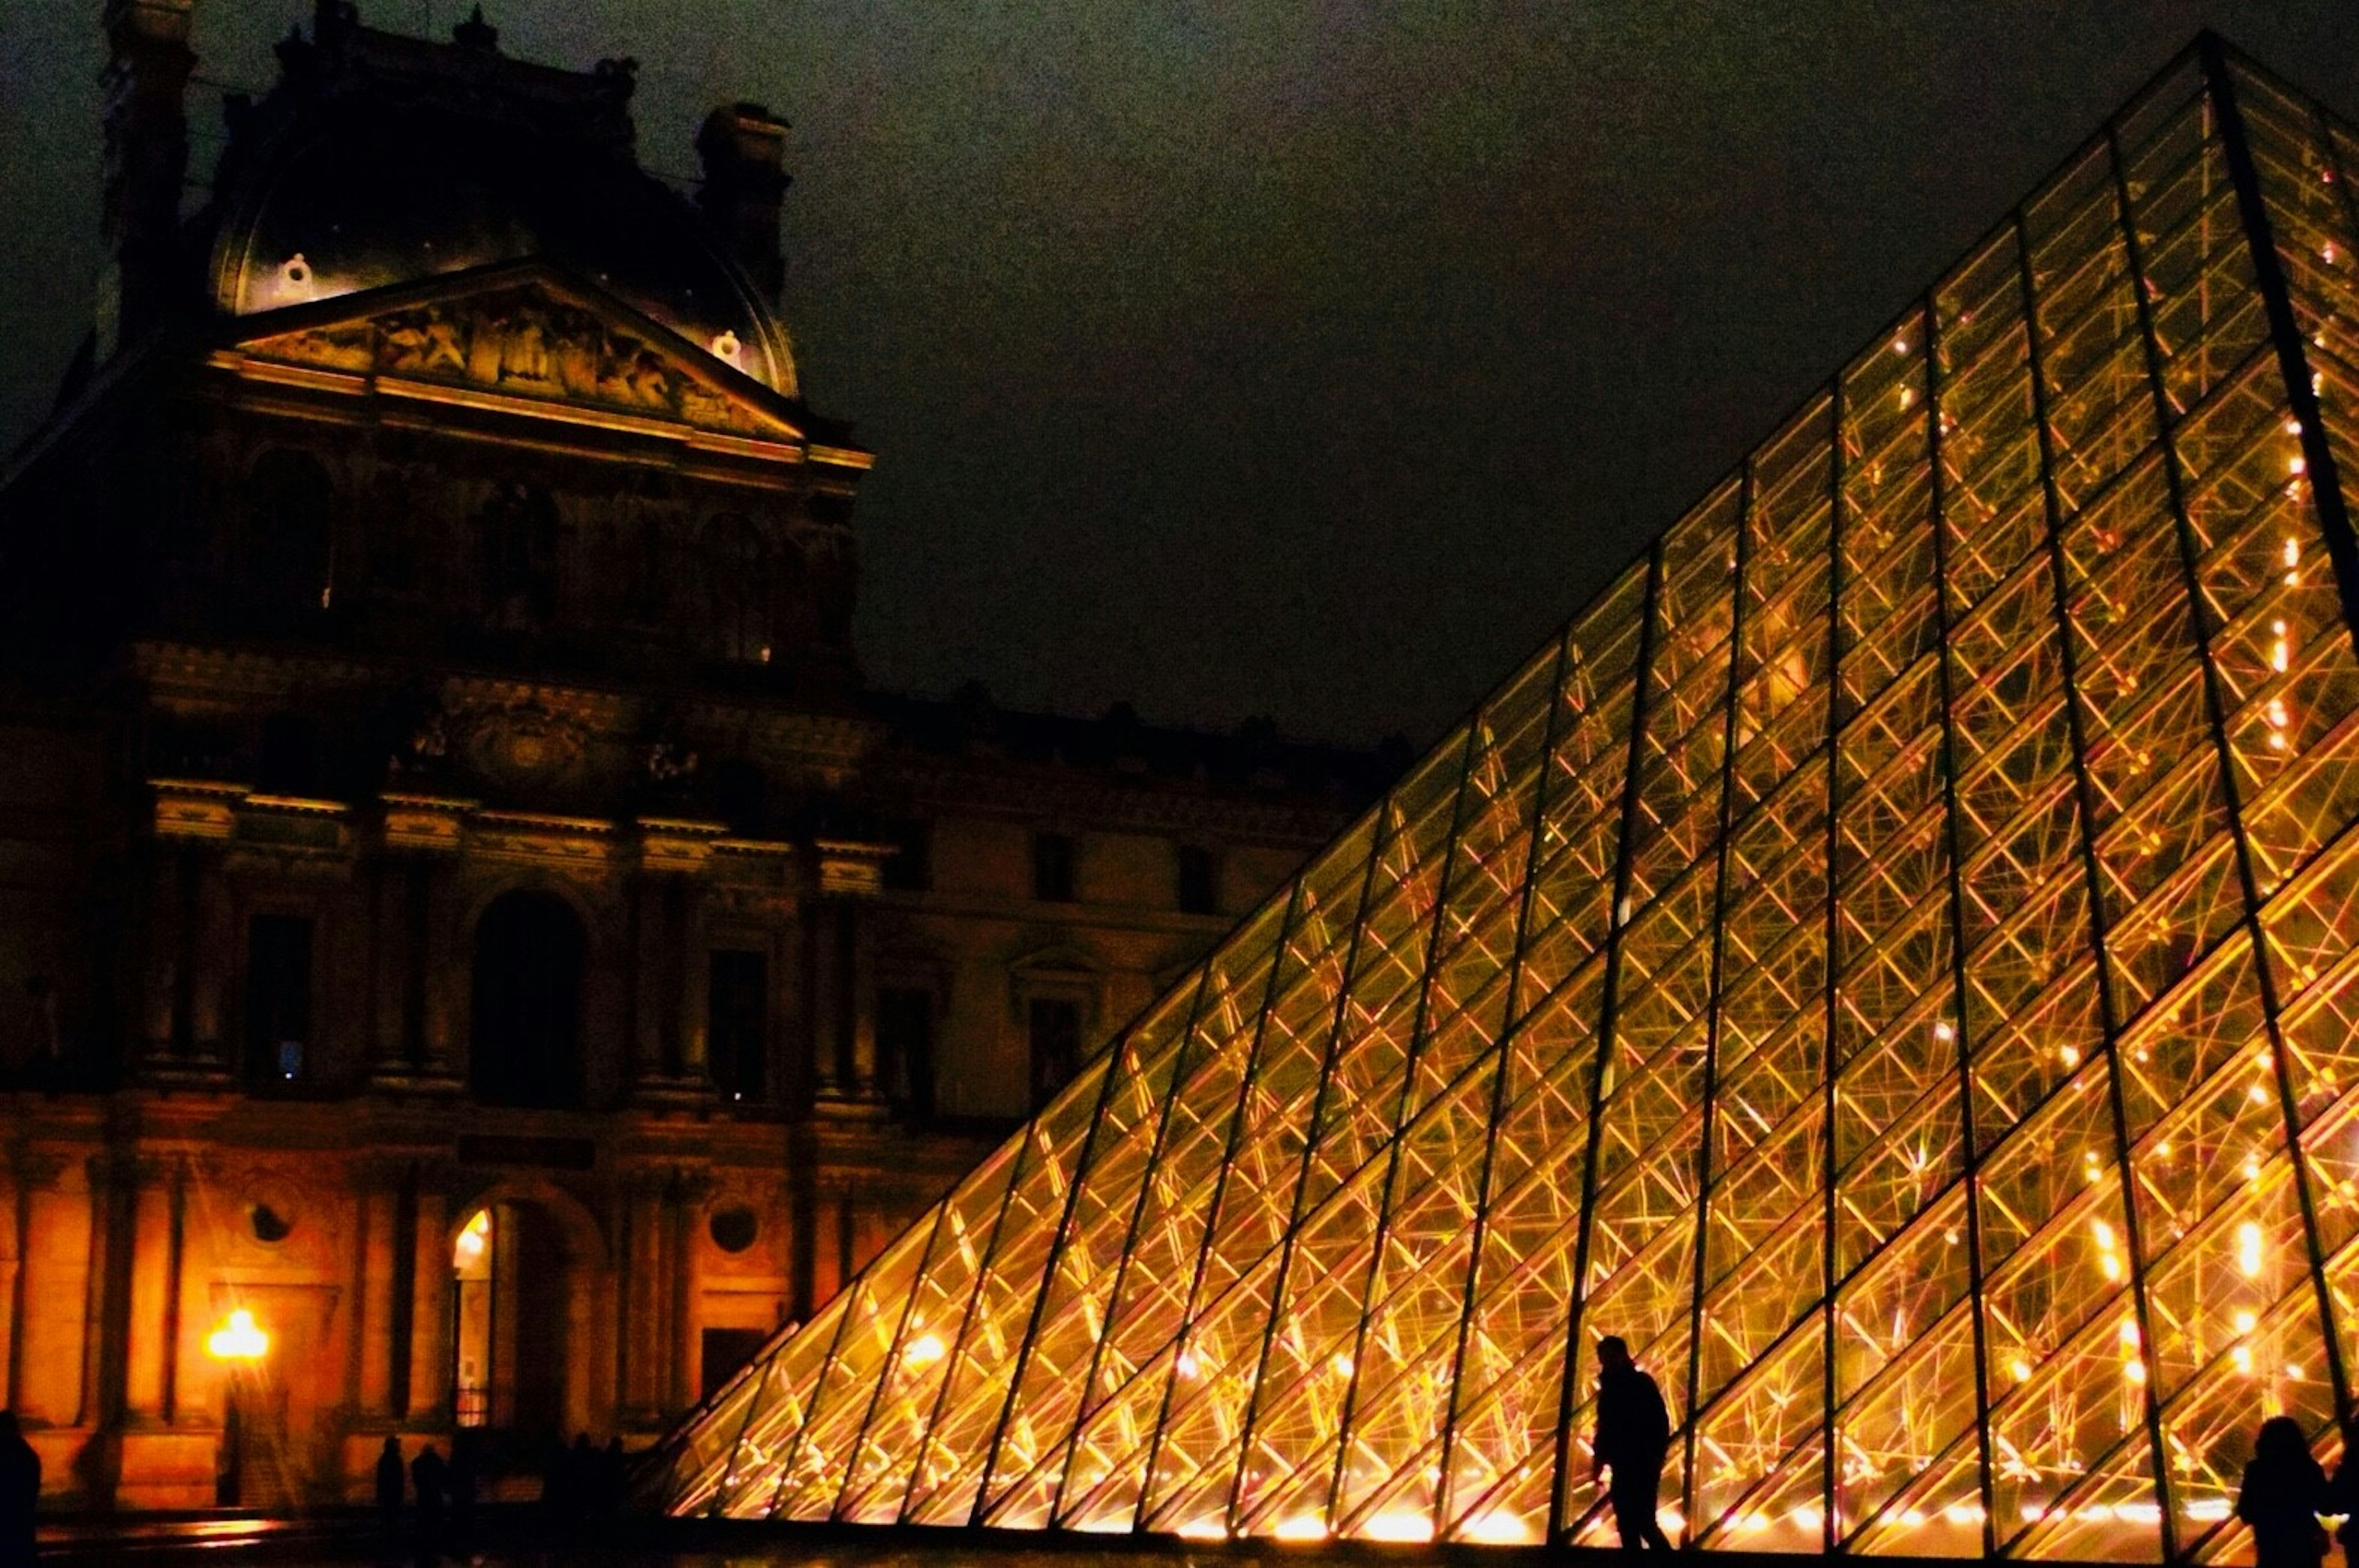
left=403, top=1171, right=452, bottom=1422
left=618, top=1168, right=667, bottom=1426
left=122, top=1158, right=180, bottom=1421
left=354, top=1163, right=405, bottom=1421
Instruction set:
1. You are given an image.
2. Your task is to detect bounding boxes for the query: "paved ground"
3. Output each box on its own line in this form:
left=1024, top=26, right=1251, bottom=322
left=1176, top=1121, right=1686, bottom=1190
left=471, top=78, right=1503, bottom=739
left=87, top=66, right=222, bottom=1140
left=29, top=1510, right=2024, bottom=1566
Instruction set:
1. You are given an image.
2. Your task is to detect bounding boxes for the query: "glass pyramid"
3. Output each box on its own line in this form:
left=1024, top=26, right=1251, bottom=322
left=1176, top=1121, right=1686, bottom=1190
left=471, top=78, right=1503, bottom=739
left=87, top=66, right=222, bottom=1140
left=650, top=37, right=2359, bottom=1561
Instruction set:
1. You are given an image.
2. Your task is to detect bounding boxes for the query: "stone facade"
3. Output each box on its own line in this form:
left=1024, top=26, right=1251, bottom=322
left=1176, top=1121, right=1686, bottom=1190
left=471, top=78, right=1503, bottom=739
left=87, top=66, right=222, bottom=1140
left=0, top=1, right=1388, bottom=1508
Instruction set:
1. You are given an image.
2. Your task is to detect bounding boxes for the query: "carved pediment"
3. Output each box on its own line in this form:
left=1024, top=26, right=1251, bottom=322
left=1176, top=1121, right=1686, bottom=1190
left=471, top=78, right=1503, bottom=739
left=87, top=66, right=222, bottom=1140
left=224, top=264, right=809, bottom=445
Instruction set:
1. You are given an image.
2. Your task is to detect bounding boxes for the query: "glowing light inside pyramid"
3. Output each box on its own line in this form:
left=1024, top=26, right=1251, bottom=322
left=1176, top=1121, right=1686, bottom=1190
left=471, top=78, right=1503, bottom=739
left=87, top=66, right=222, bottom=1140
left=647, top=42, right=2359, bottom=1562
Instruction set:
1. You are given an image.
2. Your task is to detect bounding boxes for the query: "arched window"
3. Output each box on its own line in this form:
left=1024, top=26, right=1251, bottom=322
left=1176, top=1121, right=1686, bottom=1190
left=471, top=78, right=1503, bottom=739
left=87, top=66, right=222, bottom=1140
left=469, top=889, right=587, bottom=1108
left=480, top=482, right=561, bottom=628
left=703, top=515, right=773, bottom=662
left=246, top=450, right=335, bottom=612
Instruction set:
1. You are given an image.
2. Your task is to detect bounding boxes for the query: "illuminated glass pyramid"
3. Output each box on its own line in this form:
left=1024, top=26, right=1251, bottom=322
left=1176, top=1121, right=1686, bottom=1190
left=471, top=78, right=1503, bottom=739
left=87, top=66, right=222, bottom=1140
left=651, top=38, right=2359, bottom=1560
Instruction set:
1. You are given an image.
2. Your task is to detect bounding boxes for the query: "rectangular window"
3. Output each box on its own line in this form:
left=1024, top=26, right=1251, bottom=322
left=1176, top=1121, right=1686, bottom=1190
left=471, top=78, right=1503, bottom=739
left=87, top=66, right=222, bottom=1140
left=707, top=950, right=768, bottom=1104
left=1176, top=844, right=1220, bottom=915
left=255, top=714, right=320, bottom=795
left=1033, top=832, right=1076, bottom=903
left=1028, top=997, right=1082, bottom=1112
left=880, top=818, right=931, bottom=892
left=700, top=1326, right=769, bottom=1402
left=243, top=913, right=313, bottom=1090
left=877, top=986, right=936, bottom=1120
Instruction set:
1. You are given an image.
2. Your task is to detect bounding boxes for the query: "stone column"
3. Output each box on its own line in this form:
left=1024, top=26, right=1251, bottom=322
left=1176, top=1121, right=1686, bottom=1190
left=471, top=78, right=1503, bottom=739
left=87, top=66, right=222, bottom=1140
left=419, top=861, right=462, bottom=1083
left=770, top=915, right=802, bottom=1109
left=186, top=864, right=235, bottom=1072
left=665, top=1172, right=713, bottom=1413
left=677, top=887, right=711, bottom=1085
left=786, top=1125, right=817, bottom=1323
left=368, top=859, right=411, bottom=1080
left=139, top=848, right=186, bottom=1066
left=123, top=1160, right=178, bottom=1420
left=630, top=878, right=670, bottom=1089
left=5, top=1155, right=72, bottom=1415
left=0, top=1161, right=18, bottom=1413
left=619, top=1172, right=666, bottom=1424
left=80, top=1156, right=119, bottom=1435
left=356, top=1172, right=402, bottom=1419
left=847, top=903, right=878, bottom=1098
left=804, top=903, right=840, bottom=1098
left=404, top=1180, right=450, bottom=1422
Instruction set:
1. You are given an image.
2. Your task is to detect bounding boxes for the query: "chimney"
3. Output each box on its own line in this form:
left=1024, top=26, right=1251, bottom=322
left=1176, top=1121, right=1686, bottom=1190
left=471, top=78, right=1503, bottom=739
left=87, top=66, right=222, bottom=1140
left=695, top=103, right=791, bottom=303
left=96, top=0, right=196, bottom=359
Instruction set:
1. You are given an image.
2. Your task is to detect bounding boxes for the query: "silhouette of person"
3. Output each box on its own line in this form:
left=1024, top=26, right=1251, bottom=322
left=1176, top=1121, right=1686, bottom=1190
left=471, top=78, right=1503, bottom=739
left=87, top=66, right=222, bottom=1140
left=1591, top=1335, right=1673, bottom=1551
left=0, top=1411, right=38, bottom=1567
left=540, top=1435, right=573, bottom=1521
left=2242, top=1415, right=2331, bottom=1568
left=565, top=1432, right=595, bottom=1525
left=409, top=1443, right=448, bottom=1556
left=447, top=1430, right=479, bottom=1544
left=598, top=1437, right=626, bottom=1516
left=374, top=1435, right=404, bottom=1535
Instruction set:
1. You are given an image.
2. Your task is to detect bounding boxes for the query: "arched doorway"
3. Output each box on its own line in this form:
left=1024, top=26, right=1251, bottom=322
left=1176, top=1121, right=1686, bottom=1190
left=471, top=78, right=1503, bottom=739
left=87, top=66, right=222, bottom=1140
left=469, top=889, right=586, bottom=1108
left=450, top=1198, right=595, bottom=1448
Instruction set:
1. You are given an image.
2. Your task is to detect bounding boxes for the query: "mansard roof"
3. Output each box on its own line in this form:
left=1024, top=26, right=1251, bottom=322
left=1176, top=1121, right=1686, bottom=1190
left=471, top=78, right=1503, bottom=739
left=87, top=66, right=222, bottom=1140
left=197, top=2, right=797, bottom=396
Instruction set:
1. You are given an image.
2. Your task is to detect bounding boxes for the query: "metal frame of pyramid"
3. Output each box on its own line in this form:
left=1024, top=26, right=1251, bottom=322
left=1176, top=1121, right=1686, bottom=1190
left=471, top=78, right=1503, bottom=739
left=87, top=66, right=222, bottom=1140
left=649, top=35, right=2359, bottom=1560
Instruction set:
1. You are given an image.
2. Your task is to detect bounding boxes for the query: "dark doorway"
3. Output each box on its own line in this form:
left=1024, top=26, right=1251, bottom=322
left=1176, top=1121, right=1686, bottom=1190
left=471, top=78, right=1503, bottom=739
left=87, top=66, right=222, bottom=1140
left=507, top=1208, right=566, bottom=1436
left=469, top=891, right=587, bottom=1108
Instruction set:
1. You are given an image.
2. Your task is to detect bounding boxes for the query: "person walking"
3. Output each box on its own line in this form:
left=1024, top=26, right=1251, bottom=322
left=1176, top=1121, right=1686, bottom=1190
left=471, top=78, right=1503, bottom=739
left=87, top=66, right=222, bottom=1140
left=0, top=1412, right=37, bottom=1567
left=597, top=1437, right=626, bottom=1516
left=373, top=1436, right=404, bottom=1538
left=1590, top=1335, right=1674, bottom=1552
left=2240, top=1414, right=2331, bottom=1568
left=409, top=1442, right=448, bottom=1558
left=447, top=1430, right=479, bottom=1547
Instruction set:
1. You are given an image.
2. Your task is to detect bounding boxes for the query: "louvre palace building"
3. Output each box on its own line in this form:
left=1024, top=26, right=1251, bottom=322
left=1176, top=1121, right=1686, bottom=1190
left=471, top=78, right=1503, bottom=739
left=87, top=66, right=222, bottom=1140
left=652, top=35, right=2359, bottom=1567
left=0, top=0, right=1390, bottom=1510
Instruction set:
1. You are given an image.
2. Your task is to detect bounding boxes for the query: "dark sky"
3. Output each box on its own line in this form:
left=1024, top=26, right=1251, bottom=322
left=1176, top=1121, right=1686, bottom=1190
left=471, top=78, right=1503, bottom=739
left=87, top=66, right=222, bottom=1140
left=6, top=4, right=2358, bottom=746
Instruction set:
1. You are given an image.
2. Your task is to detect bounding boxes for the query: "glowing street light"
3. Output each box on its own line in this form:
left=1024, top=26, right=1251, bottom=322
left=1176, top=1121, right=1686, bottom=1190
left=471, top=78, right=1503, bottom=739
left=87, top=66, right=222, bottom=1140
left=207, top=1308, right=269, bottom=1362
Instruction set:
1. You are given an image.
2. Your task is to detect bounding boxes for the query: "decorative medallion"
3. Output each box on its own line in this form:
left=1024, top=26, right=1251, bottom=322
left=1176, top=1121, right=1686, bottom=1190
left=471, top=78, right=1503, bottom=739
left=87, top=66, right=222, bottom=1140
left=458, top=698, right=590, bottom=791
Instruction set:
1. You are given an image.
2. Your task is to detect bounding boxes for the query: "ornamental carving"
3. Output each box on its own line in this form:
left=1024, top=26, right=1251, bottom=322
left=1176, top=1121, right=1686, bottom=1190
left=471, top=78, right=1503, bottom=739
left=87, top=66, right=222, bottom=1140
left=456, top=698, right=590, bottom=791
left=238, top=283, right=782, bottom=440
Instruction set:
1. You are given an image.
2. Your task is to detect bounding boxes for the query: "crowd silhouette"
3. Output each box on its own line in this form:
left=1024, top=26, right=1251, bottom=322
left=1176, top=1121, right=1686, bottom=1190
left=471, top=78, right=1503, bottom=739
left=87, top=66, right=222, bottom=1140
left=376, top=1427, right=626, bottom=1562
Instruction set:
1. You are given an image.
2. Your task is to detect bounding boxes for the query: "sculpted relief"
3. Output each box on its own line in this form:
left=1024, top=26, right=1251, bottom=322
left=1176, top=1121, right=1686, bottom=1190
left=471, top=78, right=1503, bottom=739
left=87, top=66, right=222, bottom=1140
left=240, top=285, right=777, bottom=439
left=456, top=696, right=593, bottom=793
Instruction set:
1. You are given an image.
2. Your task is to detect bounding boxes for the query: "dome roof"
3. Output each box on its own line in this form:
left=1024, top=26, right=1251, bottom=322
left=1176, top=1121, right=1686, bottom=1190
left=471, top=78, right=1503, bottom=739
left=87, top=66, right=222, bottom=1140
left=204, top=10, right=796, bottom=395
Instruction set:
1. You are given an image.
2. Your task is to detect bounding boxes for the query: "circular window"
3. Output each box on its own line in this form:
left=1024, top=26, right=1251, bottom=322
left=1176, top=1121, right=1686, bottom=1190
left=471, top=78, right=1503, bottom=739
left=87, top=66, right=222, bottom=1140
left=708, top=1206, right=759, bottom=1255
left=249, top=1203, right=294, bottom=1244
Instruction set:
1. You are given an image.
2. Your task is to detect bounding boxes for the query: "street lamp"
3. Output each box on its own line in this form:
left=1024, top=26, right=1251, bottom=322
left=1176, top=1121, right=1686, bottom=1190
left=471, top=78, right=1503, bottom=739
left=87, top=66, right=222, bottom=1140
left=206, top=1308, right=268, bottom=1362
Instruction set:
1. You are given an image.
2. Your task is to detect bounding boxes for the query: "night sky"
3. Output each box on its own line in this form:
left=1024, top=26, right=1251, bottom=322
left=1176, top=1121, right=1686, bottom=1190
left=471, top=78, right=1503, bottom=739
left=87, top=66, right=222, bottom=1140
left=6, top=4, right=2358, bottom=747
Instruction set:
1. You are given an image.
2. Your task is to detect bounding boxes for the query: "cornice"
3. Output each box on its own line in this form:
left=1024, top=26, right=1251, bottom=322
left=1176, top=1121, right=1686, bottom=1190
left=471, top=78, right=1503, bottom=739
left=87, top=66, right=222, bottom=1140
left=867, top=753, right=1355, bottom=843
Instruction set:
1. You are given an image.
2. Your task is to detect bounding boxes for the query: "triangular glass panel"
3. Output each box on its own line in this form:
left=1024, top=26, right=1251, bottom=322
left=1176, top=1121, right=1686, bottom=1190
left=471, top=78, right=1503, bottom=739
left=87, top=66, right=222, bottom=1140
left=647, top=41, right=2359, bottom=1561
